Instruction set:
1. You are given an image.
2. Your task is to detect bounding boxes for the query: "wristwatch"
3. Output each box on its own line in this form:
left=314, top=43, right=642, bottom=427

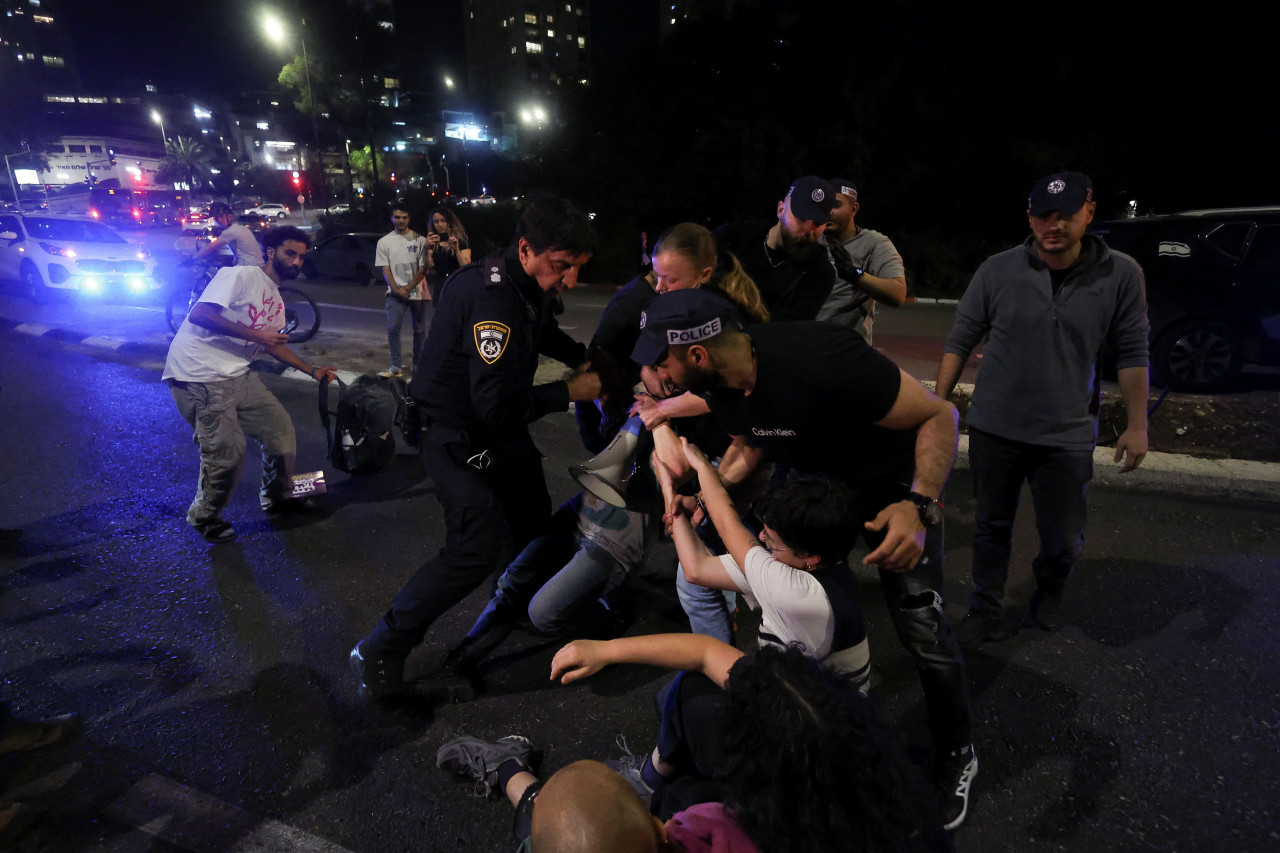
left=908, top=492, right=944, bottom=527
left=853, top=266, right=866, bottom=280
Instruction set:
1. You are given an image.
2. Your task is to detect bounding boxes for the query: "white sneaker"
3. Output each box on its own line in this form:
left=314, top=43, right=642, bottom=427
left=377, top=367, right=402, bottom=379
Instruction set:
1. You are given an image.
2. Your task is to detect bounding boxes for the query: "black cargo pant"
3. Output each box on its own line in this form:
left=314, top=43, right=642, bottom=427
left=367, top=424, right=552, bottom=654
left=857, top=484, right=973, bottom=758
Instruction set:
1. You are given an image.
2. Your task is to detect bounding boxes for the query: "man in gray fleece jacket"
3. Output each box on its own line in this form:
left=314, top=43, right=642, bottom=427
left=936, top=172, right=1149, bottom=648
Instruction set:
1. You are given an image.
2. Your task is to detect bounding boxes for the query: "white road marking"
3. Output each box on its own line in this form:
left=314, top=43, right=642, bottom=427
left=82, top=336, right=128, bottom=349
left=107, top=773, right=355, bottom=853
left=15, top=323, right=53, bottom=336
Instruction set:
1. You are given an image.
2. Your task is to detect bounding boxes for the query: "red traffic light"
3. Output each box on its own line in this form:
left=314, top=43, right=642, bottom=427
left=291, top=170, right=301, bottom=187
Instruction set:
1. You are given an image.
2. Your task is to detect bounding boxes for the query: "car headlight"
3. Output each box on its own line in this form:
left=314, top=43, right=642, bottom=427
left=39, top=242, right=76, bottom=258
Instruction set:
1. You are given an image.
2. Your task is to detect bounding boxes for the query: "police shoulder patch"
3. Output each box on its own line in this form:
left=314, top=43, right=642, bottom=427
left=474, top=321, right=511, bottom=364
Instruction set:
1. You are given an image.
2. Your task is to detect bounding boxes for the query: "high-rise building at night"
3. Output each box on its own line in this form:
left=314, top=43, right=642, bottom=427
left=0, top=0, right=81, bottom=91
left=463, top=0, right=590, bottom=110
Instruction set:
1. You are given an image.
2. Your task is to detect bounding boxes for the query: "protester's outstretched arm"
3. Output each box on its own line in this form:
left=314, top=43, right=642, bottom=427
left=680, top=438, right=759, bottom=571
left=653, top=454, right=735, bottom=588
left=551, top=634, right=744, bottom=690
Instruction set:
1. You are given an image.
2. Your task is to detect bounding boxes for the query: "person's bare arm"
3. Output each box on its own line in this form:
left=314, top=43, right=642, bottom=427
left=188, top=302, right=288, bottom=346
left=653, top=453, right=740, bottom=589
left=681, top=438, right=760, bottom=572
left=935, top=352, right=967, bottom=402
left=551, top=634, right=745, bottom=690
left=856, top=272, right=908, bottom=307
left=1114, top=366, right=1149, bottom=472
left=863, top=370, right=958, bottom=571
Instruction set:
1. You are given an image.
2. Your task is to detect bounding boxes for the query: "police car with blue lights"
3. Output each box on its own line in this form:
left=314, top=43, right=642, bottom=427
left=0, top=212, right=160, bottom=303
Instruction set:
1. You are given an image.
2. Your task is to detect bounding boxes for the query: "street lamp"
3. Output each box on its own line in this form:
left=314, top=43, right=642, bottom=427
left=151, top=110, right=167, bottom=149
left=443, top=75, right=455, bottom=91
left=262, top=12, right=319, bottom=147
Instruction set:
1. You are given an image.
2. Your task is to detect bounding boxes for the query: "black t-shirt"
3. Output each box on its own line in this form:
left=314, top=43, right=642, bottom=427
left=431, top=238, right=471, bottom=282
left=592, top=273, right=658, bottom=383
left=702, top=322, right=917, bottom=488
left=713, top=220, right=835, bottom=322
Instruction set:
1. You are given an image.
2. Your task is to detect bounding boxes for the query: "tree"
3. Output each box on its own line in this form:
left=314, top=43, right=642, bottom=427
left=347, top=145, right=386, bottom=189
left=156, top=137, right=210, bottom=192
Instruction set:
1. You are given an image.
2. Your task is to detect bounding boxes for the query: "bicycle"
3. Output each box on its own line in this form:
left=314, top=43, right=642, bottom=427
left=165, top=256, right=322, bottom=343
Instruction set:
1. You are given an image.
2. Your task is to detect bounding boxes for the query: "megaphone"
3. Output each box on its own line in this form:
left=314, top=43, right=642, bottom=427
left=570, top=416, right=644, bottom=508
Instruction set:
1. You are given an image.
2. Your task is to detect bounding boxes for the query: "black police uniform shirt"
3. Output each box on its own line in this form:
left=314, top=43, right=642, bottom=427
left=701, top=322, right=917, bottom=490
left=409, top=244, right=586, bottom=441
left=713, top=220, right=836, bottom=322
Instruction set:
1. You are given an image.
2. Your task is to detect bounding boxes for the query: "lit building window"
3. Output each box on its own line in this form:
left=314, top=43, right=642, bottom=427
left=43, top=55, right=65, bottom=67
left=546, top=14, right=554, bottom=22
left=33, top=14, right=53, bottom=23
left=577, top=36, right=585, bottom=47
left=145, top=84, right=156, bottom=92
left=378, top=20, right=393, bottom=31
left=547, top=29, right=554, bottom=37
left=256, top=121, right=269, bottom=130
left=526, top=41, right=543, bottom=53
left=510, top=46, right=517, bottom=54
left=384, top=77, right=399, bottom=88
left=523, top=12, right=536, bottom=23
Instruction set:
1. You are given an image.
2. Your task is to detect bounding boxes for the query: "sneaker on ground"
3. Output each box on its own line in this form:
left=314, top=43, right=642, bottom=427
left=955, top=611, right=1009, bottom=652
left=188, top=517, right=237, bottom=544
left=436, top=735, right=534, bottom=797
left=604, top=734, right=655, bottom=802
left=261, top=496, right=320, bottom=515
left=938, top=744, right=978, bottom=831
left=377, top=368, right=402, bottom=379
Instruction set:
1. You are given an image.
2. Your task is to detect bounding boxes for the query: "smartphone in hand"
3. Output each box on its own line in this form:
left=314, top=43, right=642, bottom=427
left=280, top=317, right=299, bottom=335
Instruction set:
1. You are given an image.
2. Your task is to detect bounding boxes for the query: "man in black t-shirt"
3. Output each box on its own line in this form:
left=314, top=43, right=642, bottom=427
left=713, top=175, right=838, bottom=321
left=631, top=289, right=978, bottom=831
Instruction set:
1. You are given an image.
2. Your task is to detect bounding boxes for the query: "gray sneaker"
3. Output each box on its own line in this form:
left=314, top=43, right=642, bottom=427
left=436, top=735, right=534, bottom=797
left=603, top=734, right=655, bottom=802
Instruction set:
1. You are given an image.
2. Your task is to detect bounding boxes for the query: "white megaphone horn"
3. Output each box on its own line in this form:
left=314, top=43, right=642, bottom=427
left=570, top=415, right=644, bottom=508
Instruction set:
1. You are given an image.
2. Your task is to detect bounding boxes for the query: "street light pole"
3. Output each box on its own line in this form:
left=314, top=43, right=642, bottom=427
left=151, top=110, right=167, bottom=150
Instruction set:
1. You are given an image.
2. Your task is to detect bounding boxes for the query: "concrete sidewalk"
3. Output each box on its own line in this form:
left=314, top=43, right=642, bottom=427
left=7, top=313, right=1280, bottom=505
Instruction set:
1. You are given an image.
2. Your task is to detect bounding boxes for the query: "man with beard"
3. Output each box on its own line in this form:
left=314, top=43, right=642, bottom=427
left=163, top=226, right=337, bottom=544
left=937, top=172, right=1149, bottom=645
left=631, top=289, right=978, bottom=830
left=818, top=179, right=908, bottom=344
left=713, top=176, right=837, bottom=321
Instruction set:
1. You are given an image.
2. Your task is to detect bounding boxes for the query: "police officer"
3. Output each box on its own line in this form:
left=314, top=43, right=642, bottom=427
left=350, top=197, right=602, bottom=703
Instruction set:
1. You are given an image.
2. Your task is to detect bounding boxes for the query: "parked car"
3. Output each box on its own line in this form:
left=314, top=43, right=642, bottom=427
left=1093, top=207, right=1280, bottom=392
left=237, top=212, right=275, bottom=233
left=0, top=212, right=159, bottom=302
left=302, top=232, right=381, bottom=285
left=325, top=202, right=352, bottom=215
left=243, top=203, right=290, bottom=220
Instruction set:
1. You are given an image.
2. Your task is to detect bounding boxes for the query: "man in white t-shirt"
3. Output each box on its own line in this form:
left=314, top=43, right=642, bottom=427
left=375, top=202, right=428, bottom=378
left=163, top=226, right=337, bottom=544
left=193, top=202, right=265, bottom=267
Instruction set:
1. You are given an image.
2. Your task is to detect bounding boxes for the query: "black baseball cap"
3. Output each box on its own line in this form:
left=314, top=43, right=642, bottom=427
left=1028, top=172, right=1094, bottom=217
left=785, top=175, right=838, bottom=224
left=830, top=178, right=858, bottom=201
left=631, top=289, right=741, bottom=366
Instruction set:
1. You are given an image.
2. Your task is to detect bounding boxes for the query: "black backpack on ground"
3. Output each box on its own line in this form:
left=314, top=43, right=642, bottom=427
left=319, top=374, right=397, bottom=475
left=386, top=376, right=422, bottom=448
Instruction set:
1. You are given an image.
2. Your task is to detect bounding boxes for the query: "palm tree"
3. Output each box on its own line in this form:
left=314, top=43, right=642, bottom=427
left=156, top=137, right=209, bottom=191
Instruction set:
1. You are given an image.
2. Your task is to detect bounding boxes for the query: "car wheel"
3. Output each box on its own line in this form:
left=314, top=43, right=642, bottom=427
left=1151, top=319, right=1243, bottom=393
left=277, top=212, right=287, bottom=220
left=355, top=263, right=373, bottom=287
left=22, top=262, right=51, bottom=304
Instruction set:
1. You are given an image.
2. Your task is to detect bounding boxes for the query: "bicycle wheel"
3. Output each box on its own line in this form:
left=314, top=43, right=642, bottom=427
left=166, top=285, right=198, bottom=333
left=279, top=285, right=321, bottom=343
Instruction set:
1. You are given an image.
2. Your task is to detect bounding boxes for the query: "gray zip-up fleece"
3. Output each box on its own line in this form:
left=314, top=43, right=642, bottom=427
left=944, top=234, right=1149, bottom=450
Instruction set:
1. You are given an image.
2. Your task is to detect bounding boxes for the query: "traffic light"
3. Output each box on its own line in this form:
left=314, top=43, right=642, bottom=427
left=292, top=170, right=301, bottom=189
left=390, top=172, right=397, bottom=184
left=108, top=148, right=116, bottom=166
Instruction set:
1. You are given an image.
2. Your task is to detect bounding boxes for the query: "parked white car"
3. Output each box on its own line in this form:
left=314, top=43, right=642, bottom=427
left=0, top=213, right=159, bottom=302
left=242, top=203, right=290, bottom=220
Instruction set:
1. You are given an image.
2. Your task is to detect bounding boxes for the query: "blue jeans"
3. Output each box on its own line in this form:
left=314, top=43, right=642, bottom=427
left=968, top=427, right=1093, bottom=616
left=676, top=564, right=737, bottom=644
left=386, top=295, right=427, bottom=371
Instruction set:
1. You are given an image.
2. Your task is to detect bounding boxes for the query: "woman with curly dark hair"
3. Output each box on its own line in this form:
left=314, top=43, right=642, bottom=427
left=424, top=206, right=471, bottom=300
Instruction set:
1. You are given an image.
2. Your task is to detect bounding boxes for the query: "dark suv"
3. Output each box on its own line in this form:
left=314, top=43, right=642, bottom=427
left=1093, top=207, right=1280, bottom=392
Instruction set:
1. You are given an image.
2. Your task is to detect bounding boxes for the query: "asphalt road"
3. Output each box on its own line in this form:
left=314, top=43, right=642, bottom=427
left=2, top=316, right=1279, bottom=851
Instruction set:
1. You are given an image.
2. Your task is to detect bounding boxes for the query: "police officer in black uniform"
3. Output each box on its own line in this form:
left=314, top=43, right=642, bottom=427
left=350, top=197, right=602, bottom=703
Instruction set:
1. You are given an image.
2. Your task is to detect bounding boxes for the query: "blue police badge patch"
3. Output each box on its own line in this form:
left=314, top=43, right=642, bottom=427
left=474, top=321, right=511, bottom=364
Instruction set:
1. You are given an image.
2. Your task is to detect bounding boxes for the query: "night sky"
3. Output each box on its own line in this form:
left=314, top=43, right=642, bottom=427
left=53, top=0, right=1272, bottom=214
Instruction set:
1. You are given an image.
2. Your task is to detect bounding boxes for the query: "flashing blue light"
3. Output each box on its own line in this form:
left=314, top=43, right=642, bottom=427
left=128, top=277, right=148, bottom=293
left=83, top=277, right=103, bottom=293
